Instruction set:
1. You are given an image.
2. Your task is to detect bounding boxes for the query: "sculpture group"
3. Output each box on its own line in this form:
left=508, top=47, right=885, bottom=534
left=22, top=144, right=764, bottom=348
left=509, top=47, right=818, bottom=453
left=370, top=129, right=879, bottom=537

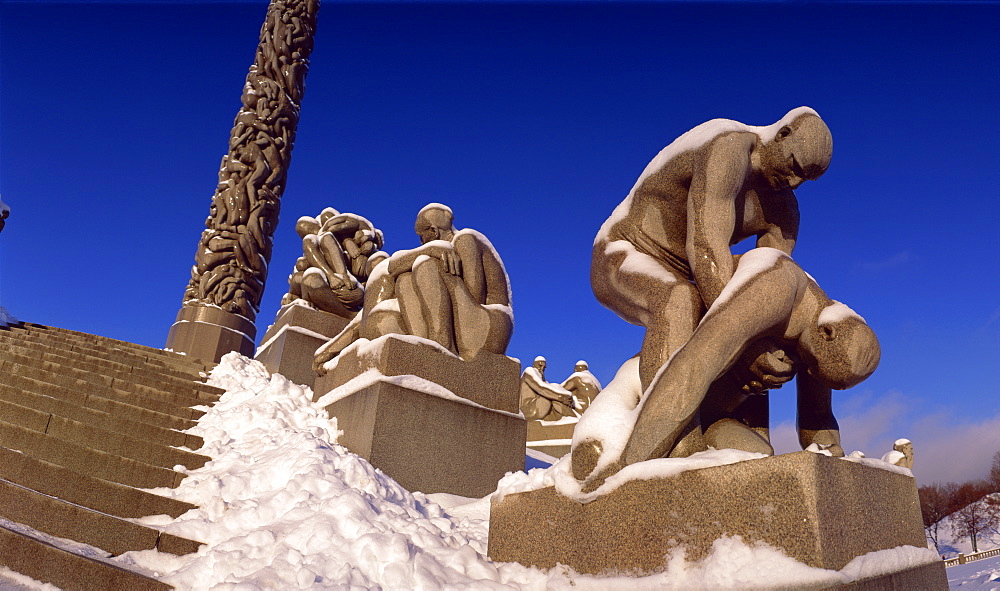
left=252, top=107, right=938, bottom=585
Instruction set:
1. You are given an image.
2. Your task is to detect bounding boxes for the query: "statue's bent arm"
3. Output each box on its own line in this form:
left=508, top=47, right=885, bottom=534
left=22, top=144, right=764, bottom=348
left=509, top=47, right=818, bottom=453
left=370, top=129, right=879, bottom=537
left=686, top=134, right=754, bottom=308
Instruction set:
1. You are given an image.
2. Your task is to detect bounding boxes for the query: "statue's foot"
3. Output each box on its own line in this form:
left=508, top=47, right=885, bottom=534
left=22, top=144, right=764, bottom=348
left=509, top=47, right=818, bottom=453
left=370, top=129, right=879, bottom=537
left=570, top=438, right=603, bottom=481
left=571, top=438, right=627, bottom=494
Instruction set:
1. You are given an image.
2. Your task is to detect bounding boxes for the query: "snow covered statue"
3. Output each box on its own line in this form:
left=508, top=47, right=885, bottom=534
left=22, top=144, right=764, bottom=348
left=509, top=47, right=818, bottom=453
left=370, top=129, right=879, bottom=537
left=519, top=356, right=576, bottom=421
left=490, top=110, right=942, bottom=588
left=310, top=203, right=525, bottom=498
left=255, top=207, right=386, bottom=388
left=521, top=357, right=604, bottom=459
left=561, top=360, right=602, bottom=415
left=281, top=208, right=386, bottom=318
left=579, top=107, right=844, bottom=464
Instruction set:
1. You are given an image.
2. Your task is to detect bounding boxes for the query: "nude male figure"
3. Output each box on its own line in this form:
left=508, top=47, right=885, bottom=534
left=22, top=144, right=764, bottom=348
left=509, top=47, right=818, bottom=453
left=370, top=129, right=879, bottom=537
left=314, top=204, right=512, bottom=371
left=573, top=248, right=880, bottom=489
left=519, top=356, right=576, bottom=420
left=592, top=108, right=833, bottom=394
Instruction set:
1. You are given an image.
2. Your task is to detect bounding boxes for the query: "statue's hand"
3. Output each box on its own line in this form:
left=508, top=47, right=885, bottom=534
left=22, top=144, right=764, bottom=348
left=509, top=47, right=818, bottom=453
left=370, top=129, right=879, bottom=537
left=738, top=340, right=797, bottom=394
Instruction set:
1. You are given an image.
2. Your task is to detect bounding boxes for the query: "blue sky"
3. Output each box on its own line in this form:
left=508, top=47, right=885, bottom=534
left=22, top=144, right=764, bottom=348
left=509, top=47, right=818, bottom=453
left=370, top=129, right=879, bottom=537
left=1, top=1, right=997, bottom=486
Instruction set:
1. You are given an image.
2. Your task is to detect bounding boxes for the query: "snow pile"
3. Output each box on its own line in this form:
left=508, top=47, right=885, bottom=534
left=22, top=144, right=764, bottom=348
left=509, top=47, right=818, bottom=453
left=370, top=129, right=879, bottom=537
left=0, top=306, right=17, bottom=327
left=120, top=353, right=939, bottom=590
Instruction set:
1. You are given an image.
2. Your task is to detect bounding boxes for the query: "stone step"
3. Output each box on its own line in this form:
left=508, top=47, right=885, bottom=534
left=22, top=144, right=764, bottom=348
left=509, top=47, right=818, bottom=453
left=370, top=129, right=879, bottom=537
left=18, top=322, right=206, bottom=364
left=1, top=324, right=211, bottom=376
left=0, top=334, right=219, bottom=390
left=0, top=329, right=210, bottom=383
left=0, top=385, right=201, bottom=449
left=1, top=372, right=199, bottom=430
left=0, top=420, right=186, bottom=489
left=0, top=523, right=172, bottom=591
left=0, top=349, right=215, bottom=405
left=1, top=361, right=208, bottom=420
left=0, top=446, right=195, bottom=519
left=0, top=400, right=205, bottom=472
left=0, top=479, right=202, bottom=557
left=0, top=341, right=223, bottom=401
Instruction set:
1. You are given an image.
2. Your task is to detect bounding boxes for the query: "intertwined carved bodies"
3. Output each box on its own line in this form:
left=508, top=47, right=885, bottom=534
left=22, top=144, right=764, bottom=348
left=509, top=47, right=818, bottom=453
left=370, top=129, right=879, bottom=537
left=182, top=0, right=318, bottom=320
left=592, top=108, right=833, bottom=394
left=283, top=208, right=386, bottom=318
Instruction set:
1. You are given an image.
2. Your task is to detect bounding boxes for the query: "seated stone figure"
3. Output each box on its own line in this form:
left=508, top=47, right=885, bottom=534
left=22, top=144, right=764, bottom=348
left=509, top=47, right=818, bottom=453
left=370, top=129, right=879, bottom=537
left=572, top=247, right=880, bottom=489
left=314, top=203, right=512, bottom=371
left=282, top=208, right=386, bottom=318
left=561, top=360, right=602, bottom=415
left=520, top=356, right=576, bottom=420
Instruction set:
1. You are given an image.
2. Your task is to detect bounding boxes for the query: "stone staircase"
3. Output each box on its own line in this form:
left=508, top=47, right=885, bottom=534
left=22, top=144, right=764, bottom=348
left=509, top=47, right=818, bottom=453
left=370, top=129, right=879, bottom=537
left=0, top=322, right=223, bottom=590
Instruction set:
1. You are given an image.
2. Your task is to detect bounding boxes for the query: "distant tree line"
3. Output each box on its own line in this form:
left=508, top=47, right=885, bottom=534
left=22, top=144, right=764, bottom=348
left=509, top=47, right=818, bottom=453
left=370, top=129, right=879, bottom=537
left=919, top=451, right=1000, bottom=554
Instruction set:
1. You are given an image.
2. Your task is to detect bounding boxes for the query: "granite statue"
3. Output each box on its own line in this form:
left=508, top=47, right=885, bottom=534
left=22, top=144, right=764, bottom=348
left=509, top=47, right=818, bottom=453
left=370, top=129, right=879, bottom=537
left=592, top=107, right=832, bottom=395
left=314, top=203, right=513, bottom=372
left=179, top=0, right=319, bottom=321
left=0, top=195, right=8, bottom=233
left=281, top=208, right=386, bottom=318
left=572, top=248, right=880, bottom=489
left=519, top=356, right=576, bottom=421
left=560, top=360, right=602, bottom=415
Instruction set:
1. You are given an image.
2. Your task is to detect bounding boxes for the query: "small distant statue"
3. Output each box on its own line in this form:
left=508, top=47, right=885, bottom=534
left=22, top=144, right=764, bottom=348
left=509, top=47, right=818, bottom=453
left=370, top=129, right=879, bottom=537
left=520, top=356, right=576, bottom=420
left=0, top=195, right=9, bottom=233
left=282, top=208, right=386, bottom=318
left=561, top=360, right=602, bottom=415
left=573, top=248, right=880, bottom=489
left=882, top=439, right=914, bottom=470
left=315, top=203, right=513, bottom=371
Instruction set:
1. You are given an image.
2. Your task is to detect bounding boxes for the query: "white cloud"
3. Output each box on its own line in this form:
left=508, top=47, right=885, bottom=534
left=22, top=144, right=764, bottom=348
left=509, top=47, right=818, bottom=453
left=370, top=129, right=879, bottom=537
left=769, top=390, right=1000, bottom=487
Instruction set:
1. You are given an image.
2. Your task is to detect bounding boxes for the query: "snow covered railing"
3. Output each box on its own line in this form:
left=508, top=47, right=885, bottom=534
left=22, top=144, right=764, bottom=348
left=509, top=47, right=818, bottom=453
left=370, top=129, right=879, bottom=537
left=944, top=546, right=1000, bottom=567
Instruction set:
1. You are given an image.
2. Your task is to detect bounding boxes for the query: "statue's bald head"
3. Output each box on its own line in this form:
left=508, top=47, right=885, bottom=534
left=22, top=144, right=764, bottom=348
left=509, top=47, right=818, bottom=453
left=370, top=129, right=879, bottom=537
left=415, top=203, right=455, bottom=243
left=761, top=108, right=833, bottom=190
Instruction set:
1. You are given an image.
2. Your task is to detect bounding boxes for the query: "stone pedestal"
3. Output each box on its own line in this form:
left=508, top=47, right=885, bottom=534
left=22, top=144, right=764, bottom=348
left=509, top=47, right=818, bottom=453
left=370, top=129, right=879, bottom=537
left=254, top=304, right=350, bottom=388
left=314, top=336, right=525, bottom=497
left=525, top=416, right=578, bottom=459
left=488, top=452, right=946, bottom=588
left=318, top=335, right=521, bottom=413
left=165, top=305, right=255, bottom=364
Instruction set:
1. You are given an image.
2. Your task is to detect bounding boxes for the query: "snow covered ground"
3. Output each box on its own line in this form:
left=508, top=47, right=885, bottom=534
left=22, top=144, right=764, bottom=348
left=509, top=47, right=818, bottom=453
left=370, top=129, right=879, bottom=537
left=12, top=353, right=944, bottom=590
left=947, top=554, right=1000, bottom=589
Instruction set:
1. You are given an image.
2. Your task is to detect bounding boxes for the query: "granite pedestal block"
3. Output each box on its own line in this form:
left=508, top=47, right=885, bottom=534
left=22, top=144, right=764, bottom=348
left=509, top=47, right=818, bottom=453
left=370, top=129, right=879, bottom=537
left=319, top=380, right=526, bottom=498
left=525, top=416, right=579, bottom=459
left=255, top=304, right=350, bottom=388
left=314, top=337, right=525, bottom=497
left=318, top=335, right=521, bottom=413
left=489, top=452, right=946, bottom=588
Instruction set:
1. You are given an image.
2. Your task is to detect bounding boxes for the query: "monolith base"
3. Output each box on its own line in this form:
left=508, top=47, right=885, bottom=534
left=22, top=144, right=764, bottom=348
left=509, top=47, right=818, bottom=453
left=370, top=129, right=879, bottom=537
left=165, top=305, right=255, bottom=364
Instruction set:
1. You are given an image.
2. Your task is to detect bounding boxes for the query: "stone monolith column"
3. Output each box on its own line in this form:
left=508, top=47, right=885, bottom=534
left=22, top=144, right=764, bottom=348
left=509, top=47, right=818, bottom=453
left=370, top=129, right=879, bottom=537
left=166, top=0, right=319, bottom=363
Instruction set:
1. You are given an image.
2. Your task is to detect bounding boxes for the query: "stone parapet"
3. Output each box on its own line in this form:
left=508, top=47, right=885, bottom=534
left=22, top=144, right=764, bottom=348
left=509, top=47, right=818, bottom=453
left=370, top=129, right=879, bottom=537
left=489, top=451, right=944, bottom=587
